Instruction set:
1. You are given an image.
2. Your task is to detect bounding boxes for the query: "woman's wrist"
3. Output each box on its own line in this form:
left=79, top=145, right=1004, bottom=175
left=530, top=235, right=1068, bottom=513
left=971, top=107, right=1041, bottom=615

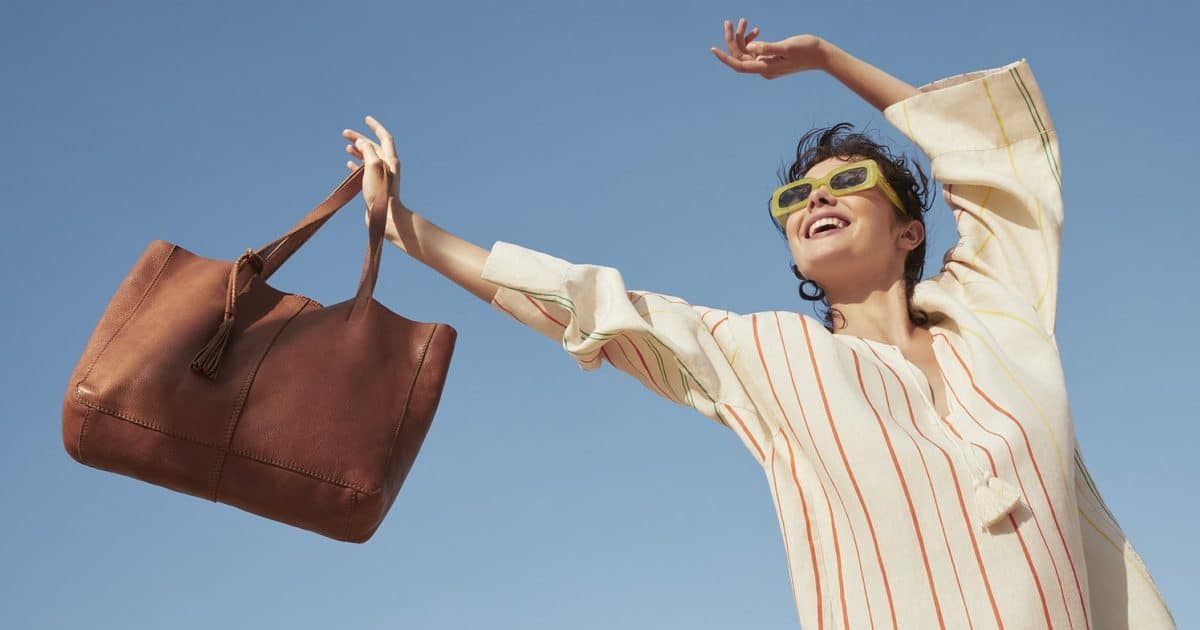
left=818, top=41, right=918, bottom=111
left=813, top=37, right=838, bottom=73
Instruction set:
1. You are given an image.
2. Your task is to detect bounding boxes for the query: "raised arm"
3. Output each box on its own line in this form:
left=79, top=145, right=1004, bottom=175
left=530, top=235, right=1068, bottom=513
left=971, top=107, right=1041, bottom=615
left=714, top=22, right=1064, bottom=334
left=710, top=19, right=917, bottom=110
left=340, top=120, right=498, bottom=304
left=339, top=117, right=772, bottom=460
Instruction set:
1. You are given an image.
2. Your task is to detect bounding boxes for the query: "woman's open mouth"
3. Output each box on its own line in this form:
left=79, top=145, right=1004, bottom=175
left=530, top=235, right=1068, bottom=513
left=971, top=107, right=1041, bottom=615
left=806, top=216, right=851, bottom=239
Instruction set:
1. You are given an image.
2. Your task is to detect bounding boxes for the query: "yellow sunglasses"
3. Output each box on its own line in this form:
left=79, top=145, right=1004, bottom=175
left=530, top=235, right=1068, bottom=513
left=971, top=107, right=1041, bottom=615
left=770, top=159, right=905, bottom=230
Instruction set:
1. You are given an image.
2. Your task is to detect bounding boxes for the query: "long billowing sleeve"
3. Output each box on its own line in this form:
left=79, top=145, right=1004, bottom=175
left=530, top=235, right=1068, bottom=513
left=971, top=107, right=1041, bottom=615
left=883, top=59, right=1063, bottom=335
left=480, top=241, right=772, bottom=462
left=887, top=61, right=1175, bottom=628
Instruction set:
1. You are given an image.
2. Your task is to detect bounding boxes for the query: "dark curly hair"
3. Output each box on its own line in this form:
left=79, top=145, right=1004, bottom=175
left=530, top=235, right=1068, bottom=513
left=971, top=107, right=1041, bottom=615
left=771, top=123, right=934, bottom=331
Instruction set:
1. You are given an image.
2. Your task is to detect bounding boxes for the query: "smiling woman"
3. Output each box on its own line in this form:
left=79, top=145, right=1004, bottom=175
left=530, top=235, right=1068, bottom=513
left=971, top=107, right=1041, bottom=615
left=340, top=17, right=1175, bottom=630
left=769, top=124, right=935, bottom=332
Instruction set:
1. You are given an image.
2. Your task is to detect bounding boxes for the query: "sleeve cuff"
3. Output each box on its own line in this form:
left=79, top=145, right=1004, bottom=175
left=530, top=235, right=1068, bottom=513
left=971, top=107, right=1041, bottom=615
left=480, top=240, right=570, bottom=294
left=883, top=59, right=1054, bottom=159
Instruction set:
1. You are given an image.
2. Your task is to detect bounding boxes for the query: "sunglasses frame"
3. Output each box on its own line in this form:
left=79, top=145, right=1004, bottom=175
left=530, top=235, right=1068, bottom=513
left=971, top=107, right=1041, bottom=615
left=770, top=159, right=906, bottom=230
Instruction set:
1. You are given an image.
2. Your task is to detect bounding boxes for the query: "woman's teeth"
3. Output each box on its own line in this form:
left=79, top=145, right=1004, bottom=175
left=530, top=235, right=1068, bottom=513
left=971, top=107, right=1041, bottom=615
left=807, top=217, right=850, bottom=238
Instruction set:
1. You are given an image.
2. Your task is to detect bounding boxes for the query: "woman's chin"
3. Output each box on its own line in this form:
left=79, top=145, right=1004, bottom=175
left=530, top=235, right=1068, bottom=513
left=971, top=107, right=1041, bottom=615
left=794, top=244, right=851, bottom=272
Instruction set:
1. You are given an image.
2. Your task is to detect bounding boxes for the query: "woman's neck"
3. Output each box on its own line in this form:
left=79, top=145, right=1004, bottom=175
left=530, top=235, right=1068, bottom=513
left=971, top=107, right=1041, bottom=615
left=825, top=275, right=921, bottom=347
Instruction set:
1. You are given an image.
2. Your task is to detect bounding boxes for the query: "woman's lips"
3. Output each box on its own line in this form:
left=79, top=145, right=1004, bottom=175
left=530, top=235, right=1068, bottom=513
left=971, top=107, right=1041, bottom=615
left=807, top=224, right=850, bottom=239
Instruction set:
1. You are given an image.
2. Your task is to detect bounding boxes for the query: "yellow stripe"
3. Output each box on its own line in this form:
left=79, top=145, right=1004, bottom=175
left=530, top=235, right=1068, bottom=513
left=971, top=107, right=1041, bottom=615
left=981, top=78, right=1015, bottom=163
left=981, top=78, right=1052, bottom=315
left=1078, top=506, right=1122, bottom=553
left=1077, top=506, right=1171, bottom=610
left=972, top=309, right=1054, bottom=344
left=969, top=189, right=995, bottom=265
left=958, top=323, right=1069, bottom=476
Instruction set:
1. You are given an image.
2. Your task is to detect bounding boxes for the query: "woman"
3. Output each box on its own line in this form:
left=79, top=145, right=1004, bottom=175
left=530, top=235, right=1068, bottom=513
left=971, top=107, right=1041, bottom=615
left=342, top=19, right=1174, bottom=629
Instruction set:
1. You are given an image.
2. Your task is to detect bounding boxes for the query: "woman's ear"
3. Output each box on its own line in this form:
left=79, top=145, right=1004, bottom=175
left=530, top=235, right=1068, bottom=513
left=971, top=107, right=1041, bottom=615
left=897, top=219, right=925, bottom=253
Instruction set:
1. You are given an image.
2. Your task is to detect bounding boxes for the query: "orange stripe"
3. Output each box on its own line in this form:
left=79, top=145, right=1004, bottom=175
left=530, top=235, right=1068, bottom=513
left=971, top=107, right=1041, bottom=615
left=749, top=315, right=823, bottom=627
left=619, top=334, right=673, bottom=400
left=524, top=294, right=566, bottom=328
left=772, top=315, right=852, bottom=629
left=783, top=432, right=826, bottom=630
left=778, top=315, right=876, bottom=629
left=864, top=344, right=993, bottom=630
left=938, top=334, right=1088, bottom=629
left=798, top=316, right=899, bottom=630
left=604, top=334, right=671, bottom=400
left=943, top=368, right=1053, bottom=629
left=851, top=352, right=946, bottom=630
left=709, top=315, right=730, bottom=335
left=769, top=446, right=805, bottom=625
left=494, top=299, right=521, bottom=321
left=723, top=404, right=765, bottom=462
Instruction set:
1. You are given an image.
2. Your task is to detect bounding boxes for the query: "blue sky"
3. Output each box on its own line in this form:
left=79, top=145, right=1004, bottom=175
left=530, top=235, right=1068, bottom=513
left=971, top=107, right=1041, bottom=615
left=2, top=1, right=1196, bottom=628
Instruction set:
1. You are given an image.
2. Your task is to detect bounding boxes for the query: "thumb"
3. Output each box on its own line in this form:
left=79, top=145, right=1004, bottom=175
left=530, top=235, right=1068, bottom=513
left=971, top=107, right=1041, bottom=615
left=747, top=41, right=784, bottom=56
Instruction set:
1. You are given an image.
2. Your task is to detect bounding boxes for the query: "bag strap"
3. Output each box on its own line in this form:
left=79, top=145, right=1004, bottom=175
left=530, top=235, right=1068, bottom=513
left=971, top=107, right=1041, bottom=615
left=255, top=165, right=388, bottom=321
left=255, top=166, right=366, bottom=279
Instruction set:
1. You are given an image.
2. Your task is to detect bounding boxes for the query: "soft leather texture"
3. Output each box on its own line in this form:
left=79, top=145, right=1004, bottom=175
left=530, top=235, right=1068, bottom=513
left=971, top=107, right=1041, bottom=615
left=62, top=167, right=456, bottom=543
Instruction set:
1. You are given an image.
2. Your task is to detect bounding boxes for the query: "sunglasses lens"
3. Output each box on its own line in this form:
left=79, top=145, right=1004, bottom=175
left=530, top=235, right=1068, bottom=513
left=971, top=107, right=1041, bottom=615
left=778, top=184, right=812, bottom=209
left=830, top=166, right=869, bottom=190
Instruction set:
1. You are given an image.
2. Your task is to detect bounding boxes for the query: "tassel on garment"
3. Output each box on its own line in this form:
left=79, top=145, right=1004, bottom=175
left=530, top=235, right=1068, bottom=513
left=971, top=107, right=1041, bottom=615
left=974, top=475, right=1022, bottom=528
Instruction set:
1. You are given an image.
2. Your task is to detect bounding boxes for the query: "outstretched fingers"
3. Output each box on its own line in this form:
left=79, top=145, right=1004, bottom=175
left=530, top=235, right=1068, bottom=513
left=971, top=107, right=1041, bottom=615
left=713, top=18, right=772, bottom=74
left=363, top=115, right=399, bottom=172
left=710, top=47, right=770, bottom=73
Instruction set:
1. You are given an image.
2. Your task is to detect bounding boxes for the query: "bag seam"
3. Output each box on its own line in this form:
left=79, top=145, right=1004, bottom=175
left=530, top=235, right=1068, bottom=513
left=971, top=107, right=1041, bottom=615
left=72, top=405, right=383, bottom=495
left=382, top=323, right=437, bottom=474
left=77, top=245, right=178, bottom=388
left=209, top=295, right=314, bottom=501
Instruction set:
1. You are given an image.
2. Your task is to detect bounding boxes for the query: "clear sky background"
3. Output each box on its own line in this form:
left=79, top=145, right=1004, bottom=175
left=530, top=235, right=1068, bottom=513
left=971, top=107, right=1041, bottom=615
left=2, top=1, right=1196, bottom=628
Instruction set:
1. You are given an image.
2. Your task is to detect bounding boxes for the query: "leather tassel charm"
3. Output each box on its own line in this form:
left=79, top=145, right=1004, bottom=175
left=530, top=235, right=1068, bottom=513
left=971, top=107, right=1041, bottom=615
left=191, top=314, right=235, bottom=379
left=974, top=475, right=1022, bottom=528
left=190, top=249, right=263, bottom=380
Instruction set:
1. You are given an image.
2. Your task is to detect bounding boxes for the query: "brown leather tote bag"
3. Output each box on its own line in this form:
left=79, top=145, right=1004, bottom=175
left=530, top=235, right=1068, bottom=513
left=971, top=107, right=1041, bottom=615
left=62, top=166, right=456, bottom=543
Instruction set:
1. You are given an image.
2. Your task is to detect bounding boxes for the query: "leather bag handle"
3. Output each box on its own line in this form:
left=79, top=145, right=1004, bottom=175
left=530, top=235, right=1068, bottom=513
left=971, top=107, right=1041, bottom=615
left=253, top=165, right=388, bottom=320
left=192, top=166, right=389, bottom=378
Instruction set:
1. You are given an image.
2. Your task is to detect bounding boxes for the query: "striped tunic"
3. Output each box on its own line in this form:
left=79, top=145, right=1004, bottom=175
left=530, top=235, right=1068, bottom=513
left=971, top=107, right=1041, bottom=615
left=480, top=60, right=1174, bottom=629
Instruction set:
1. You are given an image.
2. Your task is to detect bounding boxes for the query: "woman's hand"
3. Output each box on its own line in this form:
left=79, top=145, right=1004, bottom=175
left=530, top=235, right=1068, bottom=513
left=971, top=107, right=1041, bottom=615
left=710, top=18, right=828, bottom=80
left=342, top=115, right=403, bottom=239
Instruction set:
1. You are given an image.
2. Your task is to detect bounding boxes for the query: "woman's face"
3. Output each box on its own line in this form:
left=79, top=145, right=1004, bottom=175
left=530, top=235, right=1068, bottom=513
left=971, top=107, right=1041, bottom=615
left=784, top=156, right=923, bottom=293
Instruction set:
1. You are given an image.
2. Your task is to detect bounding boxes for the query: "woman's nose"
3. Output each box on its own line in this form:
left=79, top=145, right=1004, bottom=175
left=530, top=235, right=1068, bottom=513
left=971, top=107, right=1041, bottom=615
left=807, top=186, right=836, bottom=209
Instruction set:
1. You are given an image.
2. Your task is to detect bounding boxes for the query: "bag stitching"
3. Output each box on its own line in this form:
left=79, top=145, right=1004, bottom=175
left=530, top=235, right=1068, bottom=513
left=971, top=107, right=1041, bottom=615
left=208, top=295, right=313, bottom=501
left=382, top=323, right=437, bottom=473
left=70, top=404, right=382, bottom=495
left=76, top=407, right=94, bottom=465
left=77, top=245, right=178, bottom=389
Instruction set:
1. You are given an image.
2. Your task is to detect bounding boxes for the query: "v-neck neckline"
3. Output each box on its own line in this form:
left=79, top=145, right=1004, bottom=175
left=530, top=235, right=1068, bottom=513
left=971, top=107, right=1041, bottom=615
left=833, top=329, right=950, bottom=421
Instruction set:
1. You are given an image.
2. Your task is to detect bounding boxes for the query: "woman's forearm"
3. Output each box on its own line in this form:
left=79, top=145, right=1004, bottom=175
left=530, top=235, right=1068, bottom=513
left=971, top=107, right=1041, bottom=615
left=818, top=40, right=919, bottom=111
left=384, top=200, right=499, bottom=304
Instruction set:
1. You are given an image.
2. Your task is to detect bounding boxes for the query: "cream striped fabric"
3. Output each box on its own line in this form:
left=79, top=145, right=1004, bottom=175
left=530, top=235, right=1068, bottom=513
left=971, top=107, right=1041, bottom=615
left=480, top=60, right=1174, bottom=629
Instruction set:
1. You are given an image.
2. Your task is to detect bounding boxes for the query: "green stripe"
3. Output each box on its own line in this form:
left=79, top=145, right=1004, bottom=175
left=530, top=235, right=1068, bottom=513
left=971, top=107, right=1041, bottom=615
left=1074, top=449, right=1120, bottom=525
left=1009, top=67, right=1062, bottom=190
left=504, top=286, right=616, bottom=340
left=642, top=335, right=678, bottom=398
left=680, top=366, right=696, bottom=409
left=501, top=281, right=727, bottom=416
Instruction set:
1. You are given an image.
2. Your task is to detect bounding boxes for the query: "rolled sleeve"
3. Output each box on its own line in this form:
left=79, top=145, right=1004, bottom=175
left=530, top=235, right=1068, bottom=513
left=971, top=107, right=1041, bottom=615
left=480, top=241, right=771, bottom=458
left=884, top=59, right=1064, bottom=334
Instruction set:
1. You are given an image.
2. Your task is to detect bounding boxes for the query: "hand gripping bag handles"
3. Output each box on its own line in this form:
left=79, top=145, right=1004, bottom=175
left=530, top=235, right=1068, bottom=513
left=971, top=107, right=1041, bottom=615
left=61, top=166, right=456, bottom=543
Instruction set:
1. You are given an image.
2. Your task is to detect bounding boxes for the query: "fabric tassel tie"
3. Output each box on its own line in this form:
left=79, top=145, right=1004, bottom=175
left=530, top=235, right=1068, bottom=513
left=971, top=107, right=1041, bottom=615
left=974, top=475, right=1022, bottom=528
left=190, top=249, right=263, bottom=380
